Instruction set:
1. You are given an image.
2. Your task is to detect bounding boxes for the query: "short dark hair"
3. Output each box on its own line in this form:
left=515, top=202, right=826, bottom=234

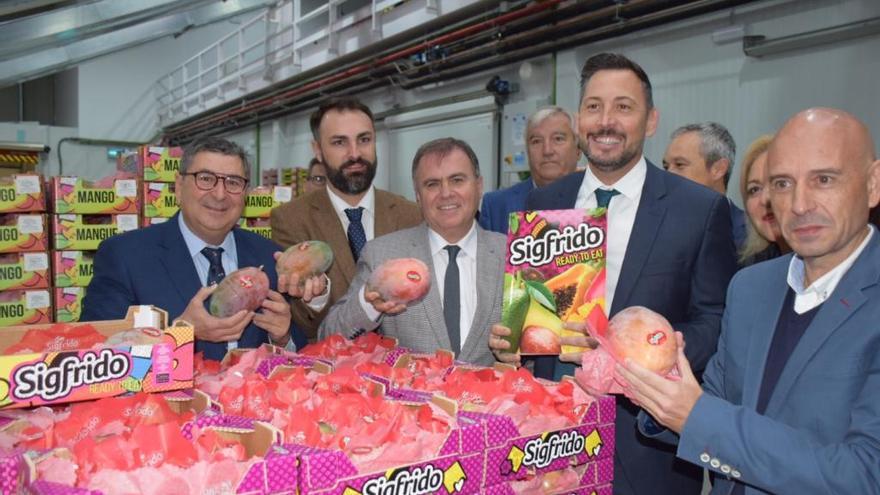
left=309, top=96, right=374, bottom=140
left=181, top=135, right=250, bottom=177
left=671, top=122, right=736, bottom=187
left=580, top=53, right=653, bottom=109
left=307, top=157, right=323, bottom=173
left=411, top=138, right=480, bottom=179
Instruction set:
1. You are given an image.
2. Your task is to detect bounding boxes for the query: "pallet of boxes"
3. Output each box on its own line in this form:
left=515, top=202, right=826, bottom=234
left=136, top=145, right=182, bottom=228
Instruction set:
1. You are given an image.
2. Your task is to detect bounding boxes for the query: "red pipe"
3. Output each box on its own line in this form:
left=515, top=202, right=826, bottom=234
left=167, top=0, right=563, bottom=137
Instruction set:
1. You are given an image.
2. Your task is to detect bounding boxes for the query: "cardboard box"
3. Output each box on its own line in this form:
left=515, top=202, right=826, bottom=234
left=141, top=146, right=182, bottom=182
left=0, top=174, right=45, bottom=213
left=52, top=214, right=138, bottom=250
left=54, top=286, right=85, bottom=323
left=0, top=305, right=194, bottom=409
left=0, top=214, right=48, bottom=253
left=52, top=250, right=94, bottom=288
left=237, top=217, right=271, bottom=240
left=142, top=217, right=170, bottom=227
left=143, top=182, right=179, bottom=217
left=0, top=252, right=50, bottom=291
left=242, top=186, right=293, bottom=218
left=50, top=176, right=140, bottom=214
left=0, top=289, right=51, bottom=326
left=116, top=149, right=142, bottom=176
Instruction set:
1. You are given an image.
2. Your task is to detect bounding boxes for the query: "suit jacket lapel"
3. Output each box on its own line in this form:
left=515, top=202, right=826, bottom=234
left=612, top=164, right=667, bottom=314
left=743, top=262, right=790, bottom=407
left=416, top=224, right=452, bottom=351
left=158, top=214, right=203, bottom=302
left=312, top=189, right=356, bottom=287
left=460, top=227, right=500, bottom=363
left=374, top=190, right=397, bottom=236
left=764, top=234, right=880, bottom=415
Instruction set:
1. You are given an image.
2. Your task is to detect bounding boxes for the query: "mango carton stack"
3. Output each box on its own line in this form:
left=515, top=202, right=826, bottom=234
left=49, top=176, right=142, bottom=323
left=238, top=185, right=294, bottom=240
left=139, top=146, right=182, bottom=227
left=0, top=174, right=51, bottom=326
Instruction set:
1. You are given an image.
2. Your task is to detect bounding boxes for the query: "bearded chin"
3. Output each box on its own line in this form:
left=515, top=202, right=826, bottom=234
left=586, top=147, right=639, bottom=173
left=328, top=164, right=376, bottom=195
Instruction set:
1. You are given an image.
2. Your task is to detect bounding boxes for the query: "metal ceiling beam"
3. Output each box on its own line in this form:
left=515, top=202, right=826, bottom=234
left=0, top=0, right=72, bottom=22
left=0, top=0, right=220, bottom=61
left=0, top=0, right=276, bottom=87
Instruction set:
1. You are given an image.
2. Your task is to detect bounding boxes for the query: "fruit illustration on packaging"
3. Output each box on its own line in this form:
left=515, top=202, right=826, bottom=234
left=519, top=293, right=563, bottom=354
left=366, top=258, right=430, bottom=305
left=501, top=272, right=529, bottom=351
left=544, top=263, right=599, bottom=320
left=275, top=240, right=333, bottom=284
left=209, top=267, right=270, bottom=317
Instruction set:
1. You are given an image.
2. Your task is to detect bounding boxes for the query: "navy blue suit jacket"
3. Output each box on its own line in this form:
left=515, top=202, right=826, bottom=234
left=478, top=179, right=533, bottom=234
left=730, top=200, right=747, bottom=252
left=526, top=162, right=737, bottom=495
left=82, top=214, right=306, bottom=360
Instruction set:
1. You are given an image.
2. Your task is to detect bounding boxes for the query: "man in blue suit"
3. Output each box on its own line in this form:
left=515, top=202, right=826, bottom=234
left=478, top=106, right=580, bottom=234
left=82, top=136, right=307, bottom=360
left=663, top=122, right=747, bottom=250
left=619, top=108, right=880, bottom=494
left=490, top=53, right=736, bottom=494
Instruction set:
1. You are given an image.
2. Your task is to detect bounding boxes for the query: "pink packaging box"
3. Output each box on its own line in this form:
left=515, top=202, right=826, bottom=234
left=50, top=176, right=141, bottom=214
left=0, top=213, right=48, bottom=253
left=141, top=146, right=182, bottom=183
left=0, top=174, right=45, bottom=213
left=0, top=252, right=50, bottom=291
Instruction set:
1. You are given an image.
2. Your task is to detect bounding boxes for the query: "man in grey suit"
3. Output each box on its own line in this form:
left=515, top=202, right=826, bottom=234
left=319, top=138, right=505, bottom=366
left=619, top=108, right=880, bottom=494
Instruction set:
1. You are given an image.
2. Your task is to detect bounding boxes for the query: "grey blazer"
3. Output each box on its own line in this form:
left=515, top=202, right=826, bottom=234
left=318, top=222, right=504, bottom=366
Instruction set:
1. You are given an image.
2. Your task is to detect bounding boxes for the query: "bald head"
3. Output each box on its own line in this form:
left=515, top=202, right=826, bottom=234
left=767, top=107, right=880, bottom=284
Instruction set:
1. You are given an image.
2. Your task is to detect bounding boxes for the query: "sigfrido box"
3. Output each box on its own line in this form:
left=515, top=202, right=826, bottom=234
left=0, top=174, right=45, bottom=213
left=0, top=305, right=194, bottom=409
left=52, top=214, right=138, bottom=250
left=0, top=214, right=48, bottom=253
left=242, top=186, right=293, bottom=218
left=143, top=181, right=179, bottom=217
left=52, top=251, right=94, bottom=288
left=0, top=289, right=51, bottom=326
left=141, top=146, right=182, bottom=182
left=50, top=176, right=140, bottom=214
left=0, top=252, right=50, bottom=291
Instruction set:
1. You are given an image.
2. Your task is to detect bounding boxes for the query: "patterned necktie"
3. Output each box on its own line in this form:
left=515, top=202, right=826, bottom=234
left=595, top=188, right=620, bottom=209
left=443, top=245, right=461, bottom=356
left=199, top=247, right=228, bottom=360
left=345, top=207, right=367, bottom=261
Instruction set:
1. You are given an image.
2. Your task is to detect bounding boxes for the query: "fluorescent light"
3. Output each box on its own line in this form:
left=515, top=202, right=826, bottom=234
left=745, top=16, right=880, bottom=57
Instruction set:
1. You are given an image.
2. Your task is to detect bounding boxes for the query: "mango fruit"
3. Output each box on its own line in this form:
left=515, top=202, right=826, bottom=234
left=209, top=266, right=269, bottom=317
left=501, top=272, right=529, bottom=351
left=367, top=258, right=430, bottom=305
left=275, top=240, right=333, bottom=283
left=519, top=296, right=563, bottom=354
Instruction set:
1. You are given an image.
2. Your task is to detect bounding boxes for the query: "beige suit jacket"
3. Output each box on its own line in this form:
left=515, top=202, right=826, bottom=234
left=270, top=187, right=422, bottom=339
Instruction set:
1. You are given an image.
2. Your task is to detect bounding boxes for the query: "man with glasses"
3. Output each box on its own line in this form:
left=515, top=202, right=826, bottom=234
left=304, top=157, right=327, bottom=195
left=83, top=136, right=307, bottom=361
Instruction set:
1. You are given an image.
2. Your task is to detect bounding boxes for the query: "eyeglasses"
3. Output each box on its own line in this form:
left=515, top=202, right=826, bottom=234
left=181, top=170, right=249, bottom=194
left=308, top=175, right=327, bottom=184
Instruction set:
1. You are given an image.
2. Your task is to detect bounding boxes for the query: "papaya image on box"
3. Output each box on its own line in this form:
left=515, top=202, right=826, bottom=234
left=51, top=176, right=140, bottom=214
left=144, top=182, right=179, bottom=217
left=141, top=146, right=182, bottom=182
left=241, top=186, right=293, bottom=218
left=0, top=289, right=52, bottom=326
left=54, top=286, right=86, bottom=323
left=502, top=208, right=608, bottom=355
left=0, top=213, right=48, bottom=254
left=52, top=250, right=94, bottom=288
left=0, top=252, right=50, bottom=291
left=52, top=214, right=139, bottom=250
left=0, top=174, right=45, bottom=213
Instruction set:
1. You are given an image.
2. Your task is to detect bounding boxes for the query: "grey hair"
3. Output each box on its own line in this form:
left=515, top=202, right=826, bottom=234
left=180, top=135, right=251, bottom=178
left=411, top=137, right=480, bottom=179
left=525, top=106, right=577, bottom=143
left=671, top=122, right=736, bottom=187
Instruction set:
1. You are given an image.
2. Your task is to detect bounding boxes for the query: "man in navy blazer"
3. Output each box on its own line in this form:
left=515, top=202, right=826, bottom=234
left=490, top=53, right=736, bottom=495
left=478, top=106, right=580, bottom=234
left=663, top=122, right=748, bottom=250
left=620, top=108, right=880, bottom=494
left=83, top=137, right=307, bottom=360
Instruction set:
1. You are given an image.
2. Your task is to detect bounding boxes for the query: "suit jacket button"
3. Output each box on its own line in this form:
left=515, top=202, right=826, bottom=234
left=720, top=464, right=731, bottom=475
left=710, top=458, right=721, bottom=469
left=731, top=469, right=742, bottom=479
left=700, top=453, right=711, bottom=463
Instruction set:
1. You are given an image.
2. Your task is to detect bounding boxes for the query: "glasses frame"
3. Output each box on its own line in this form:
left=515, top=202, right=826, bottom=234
left=308, top=175, right=327, bottom=184
left=181, top=170, right=249, bottom=194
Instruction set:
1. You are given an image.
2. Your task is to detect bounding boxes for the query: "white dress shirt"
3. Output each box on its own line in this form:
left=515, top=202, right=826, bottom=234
left=574, top=157, right=647, bottom=313
left=359, top=222, right=479, bottom=348
left=787, top=225, right=874, bottom=314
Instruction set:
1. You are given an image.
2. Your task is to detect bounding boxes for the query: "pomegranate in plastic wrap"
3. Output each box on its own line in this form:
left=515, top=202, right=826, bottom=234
left=605, top=306, right=678, bottom=374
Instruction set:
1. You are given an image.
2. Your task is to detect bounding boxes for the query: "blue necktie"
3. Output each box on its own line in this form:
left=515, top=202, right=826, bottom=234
left=198, top=247, right=229, bottom=361
left=595, top=188, right=620, bottom=208
left=554, top=188, right=620, bottom=380
left=345, top=207, right=367, bottom=261
left=444, top=245, right=461, bottom=356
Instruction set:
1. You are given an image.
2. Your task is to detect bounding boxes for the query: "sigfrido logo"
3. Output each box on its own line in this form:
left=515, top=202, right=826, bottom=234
left=12, top=349, right=131, bottom=401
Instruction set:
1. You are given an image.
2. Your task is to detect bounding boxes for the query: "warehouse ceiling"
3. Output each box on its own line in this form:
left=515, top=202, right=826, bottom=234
left=0, top=0, right=277, bottom=87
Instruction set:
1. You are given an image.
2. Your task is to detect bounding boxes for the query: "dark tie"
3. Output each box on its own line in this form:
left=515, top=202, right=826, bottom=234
left=443, top=245, right=461, bottom=356
left=595, top=188, right=620, bottom=208
left=345, top=207, right=367, bottom=261
left=199, top=247, right=229, bottom=361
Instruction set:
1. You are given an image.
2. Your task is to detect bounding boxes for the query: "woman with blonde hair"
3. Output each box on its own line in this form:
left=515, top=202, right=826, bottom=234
left=738, top=134, right=790, bottom=266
